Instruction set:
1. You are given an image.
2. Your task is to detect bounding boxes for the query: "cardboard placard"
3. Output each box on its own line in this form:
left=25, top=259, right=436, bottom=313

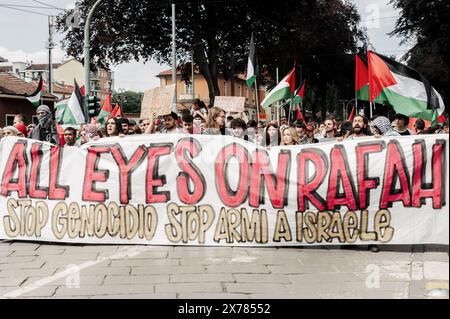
left=214, top=96, right=245, bottom=113
left=140, top=84, right=176, bottom=119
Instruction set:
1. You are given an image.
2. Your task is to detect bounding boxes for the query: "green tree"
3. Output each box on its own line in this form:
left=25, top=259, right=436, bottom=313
left=113, top=91, right=143, bottom=114
left=57, top=0, right=366, bottom=116
left=389, top=0, right=449, bottom=110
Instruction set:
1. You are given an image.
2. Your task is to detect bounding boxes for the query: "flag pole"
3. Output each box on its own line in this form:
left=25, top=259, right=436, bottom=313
left=254, top=79, right=260, bottom=124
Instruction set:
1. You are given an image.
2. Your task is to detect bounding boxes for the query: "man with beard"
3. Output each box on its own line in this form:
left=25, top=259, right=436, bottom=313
left=116, top=117, right=130, bottom=135
left=30, top=105, right=60, bottom=145
left=319, top=117, right=338, bottom=142
left=159, top=112, right=181, bottom=134
left=349, top=115, right=369, bottom=138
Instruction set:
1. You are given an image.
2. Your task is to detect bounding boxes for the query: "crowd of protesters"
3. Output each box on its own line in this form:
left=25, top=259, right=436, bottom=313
left=0, top=100, right=448, bottom=253
left=1, top=98, right=449, bottom=147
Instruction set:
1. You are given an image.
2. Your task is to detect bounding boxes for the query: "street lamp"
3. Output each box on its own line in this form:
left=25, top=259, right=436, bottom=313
left=84, top=0, right=103, bottom=122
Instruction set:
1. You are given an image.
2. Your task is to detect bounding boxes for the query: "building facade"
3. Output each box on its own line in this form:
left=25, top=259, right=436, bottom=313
left=156, top=69, right=266, bottom=121
left=0, top=73, right=57, bottom=127
left=0, top=58, right=114, bottom=102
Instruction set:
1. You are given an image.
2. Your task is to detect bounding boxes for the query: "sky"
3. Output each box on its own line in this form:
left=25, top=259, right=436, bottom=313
left=0, top=0, right=410, bottom=92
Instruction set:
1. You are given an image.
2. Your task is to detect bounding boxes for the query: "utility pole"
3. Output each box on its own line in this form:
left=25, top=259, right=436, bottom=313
left=47, top=16, right=55, bottom=94
left=191, top=49, right=195, bottom=100
left=276, top=67, right=280, bottom=123
left=172, top=3, right=177, bottom=114
left=84, top=0, right=103, bottom=122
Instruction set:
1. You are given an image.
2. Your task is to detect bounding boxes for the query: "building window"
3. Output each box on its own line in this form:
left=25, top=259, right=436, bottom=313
left=223, top=81, right=227, bottom=96
left=246, top=87, right=249, bottom=100
left=238, top=85, right=242, bottom=97
left=5, top=114, right=17, bottom=126
left=185, top=82, right=193, bottom=94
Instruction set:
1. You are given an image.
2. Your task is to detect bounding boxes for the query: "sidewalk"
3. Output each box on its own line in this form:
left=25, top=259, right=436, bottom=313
left=0, top=240, right=448, bottom=299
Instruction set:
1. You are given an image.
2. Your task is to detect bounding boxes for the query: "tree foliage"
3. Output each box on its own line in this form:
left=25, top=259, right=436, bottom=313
left=57, top=0, right=367, bottom=119
left=389, top=0, right=449, bottom=110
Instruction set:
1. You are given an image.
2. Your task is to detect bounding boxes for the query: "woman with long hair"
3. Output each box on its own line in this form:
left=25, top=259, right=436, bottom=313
left=264, top=123, right=280, bottom=147
left=280, top=126, right=300, bottom=145
left=204, top=106, right=226, bottom=135
left=104, top=117, right=122, bottom=137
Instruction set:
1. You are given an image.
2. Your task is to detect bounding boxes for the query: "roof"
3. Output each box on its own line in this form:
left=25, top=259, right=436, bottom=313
left=0, top=66, right=12, bottom=72
left=0, top=56, right=7, bottom=63
left=157, top=68, right=248, bottom=81
left=158, top=69, right=192, bottom=77
left=53, top=83, right=74, bottom=95
left=25, top=63, right=62, bottom=71
left=0, top=72, right=56, bottom=98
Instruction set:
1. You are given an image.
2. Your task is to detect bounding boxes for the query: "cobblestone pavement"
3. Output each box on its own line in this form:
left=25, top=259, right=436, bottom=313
left=0, top=240, right=448, bottom=299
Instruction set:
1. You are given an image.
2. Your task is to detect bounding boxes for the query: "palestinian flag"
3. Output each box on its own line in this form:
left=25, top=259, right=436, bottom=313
left=368, top=50, right=445, bottom=122
left=26, top=74, right=44, bottom=106
left=348, top=106, right=356, bottom=122
left=97, top=91, right=112, bottom=125
left=292, top=81, right=306, bottom=105
left=246, top=33, right=258, bottom=87
left=111, top=102, right=123, bottom=118
left=54, top=80, right=86, bottom=124
left=355, top=54, right=370, bottom=101
left=261, top=65, right=296, bottom=109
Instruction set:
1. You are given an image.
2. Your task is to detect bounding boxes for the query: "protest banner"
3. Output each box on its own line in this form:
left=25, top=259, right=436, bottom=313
left=0, top=134, right=448, bottom=246
left=140, top=84, right=176, bottom=119
left=214, top=96, right=246, bottom=113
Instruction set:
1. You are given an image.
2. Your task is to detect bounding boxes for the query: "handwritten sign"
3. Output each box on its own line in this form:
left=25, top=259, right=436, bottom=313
left=214, top=96, right=245, bottom=113
left=140, top=84, right=176, bottom=119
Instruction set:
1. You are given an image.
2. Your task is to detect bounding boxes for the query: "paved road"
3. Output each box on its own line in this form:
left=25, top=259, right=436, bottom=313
left=0, top=240, right=448, bottom=299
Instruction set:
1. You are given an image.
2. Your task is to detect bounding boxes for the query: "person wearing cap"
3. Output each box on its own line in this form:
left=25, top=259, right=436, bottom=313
left=160, top=112, right=181, bottom=134
left=30, top=105, right=60, bottom=145
left=393, top=113, right=413, bottom=136
left=1, top=126, right=20, bottom=137
left=128, top=119, right=139, bottom=134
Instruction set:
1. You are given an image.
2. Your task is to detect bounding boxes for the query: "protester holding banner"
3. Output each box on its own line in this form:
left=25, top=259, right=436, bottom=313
left=370, top=116, right=401, bottom=137
left=393, top=113, right=413, bottom=136
left=104, top=117, right=122, bottom=137
left=63, top=127, right=77, bottom=147
left=263, top=122, right=281, bottom=147
left=159, top=112, right=181, bottom=134
left=343, top=115, right=370, bottom=140
left=414, top=119, right=426, bottom=134
left=204, top=106, right=226, bottom=135
left=280, top=126, right=300, bottom=146
left=229, top=118, right=248, bottom=140
left=319, top=117, right=338, bottom=142
left=181, top=114, right=194, bottom=134
left=1, top=126, right=20, bottom=137
left=30, top=105, right=60, bottom=145
left=302, top=124, right=319, bottom=144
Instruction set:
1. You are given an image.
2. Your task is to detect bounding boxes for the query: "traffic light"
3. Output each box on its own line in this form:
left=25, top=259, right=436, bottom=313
left=88, top=96, right=101, bottom=117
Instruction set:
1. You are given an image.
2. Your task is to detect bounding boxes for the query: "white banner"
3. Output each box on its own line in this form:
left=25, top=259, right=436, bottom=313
left=0, top=134, right=448, bottom=246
